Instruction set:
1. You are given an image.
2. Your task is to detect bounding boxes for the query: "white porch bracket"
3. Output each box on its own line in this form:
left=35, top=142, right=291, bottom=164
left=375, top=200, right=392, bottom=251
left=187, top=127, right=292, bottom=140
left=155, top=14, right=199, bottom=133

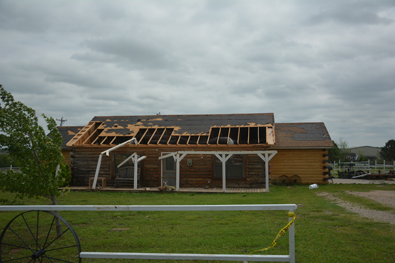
left=214, top=153, right=233, bottom=192
left=257, top=151, right=277, bottom=193
left=92, top=138, right=138, bottom=190
left=158, top=152, right=177, bottom=161
left=158, top=150, right=277, bottom=193
left=117, top=153, right=147, bottom=190
left=175, top=153, right=187, bottom=191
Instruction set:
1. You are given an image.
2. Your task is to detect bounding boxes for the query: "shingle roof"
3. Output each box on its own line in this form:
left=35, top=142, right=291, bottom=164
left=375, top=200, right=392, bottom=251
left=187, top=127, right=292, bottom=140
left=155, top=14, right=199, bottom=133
left=274, top=123, right=333, bottom=148
left=57, top=126, right=84, bottom=150
left=64, top=114, right=333, bottom=149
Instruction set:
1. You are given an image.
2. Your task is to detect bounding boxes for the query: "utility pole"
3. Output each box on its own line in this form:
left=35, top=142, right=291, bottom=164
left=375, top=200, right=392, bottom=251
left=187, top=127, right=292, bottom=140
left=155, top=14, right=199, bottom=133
left=56, top=117, right=67, bottom=127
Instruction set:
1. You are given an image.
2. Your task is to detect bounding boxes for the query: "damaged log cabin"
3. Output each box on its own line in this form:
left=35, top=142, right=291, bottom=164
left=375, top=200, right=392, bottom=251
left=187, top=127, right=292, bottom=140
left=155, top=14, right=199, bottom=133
left=59, top=113, right=334, bottom=191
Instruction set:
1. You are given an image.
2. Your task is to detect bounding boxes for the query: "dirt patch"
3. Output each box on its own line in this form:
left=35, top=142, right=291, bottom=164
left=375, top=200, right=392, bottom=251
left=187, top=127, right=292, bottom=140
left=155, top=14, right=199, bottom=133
left=316, top=192, right=395, bottom=224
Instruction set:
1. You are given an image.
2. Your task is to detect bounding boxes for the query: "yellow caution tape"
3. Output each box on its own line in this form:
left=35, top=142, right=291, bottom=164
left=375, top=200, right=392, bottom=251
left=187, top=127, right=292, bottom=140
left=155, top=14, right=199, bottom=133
left=250, top=211, right=296, bottom=254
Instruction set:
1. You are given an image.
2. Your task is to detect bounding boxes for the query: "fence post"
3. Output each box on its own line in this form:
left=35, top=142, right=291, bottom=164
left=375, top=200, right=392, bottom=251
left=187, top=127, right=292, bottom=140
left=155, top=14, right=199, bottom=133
left=289, top=211, right=295, bottom=263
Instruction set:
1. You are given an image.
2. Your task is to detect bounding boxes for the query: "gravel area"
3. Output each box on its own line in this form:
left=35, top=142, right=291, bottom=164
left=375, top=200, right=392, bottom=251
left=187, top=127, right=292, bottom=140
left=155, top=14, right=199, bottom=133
left=316, top=191, right=395, bottom=224
left=346, top=190, right=395, bottom=209
left=331, top=178, right=395, bottom=184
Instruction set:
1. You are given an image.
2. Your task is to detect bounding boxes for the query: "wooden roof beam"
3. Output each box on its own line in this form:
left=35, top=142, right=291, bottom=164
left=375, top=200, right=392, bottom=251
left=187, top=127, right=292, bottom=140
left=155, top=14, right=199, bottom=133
left=110, top=136, right=117, bottom=145
left=147, top=128, right=158, bottom=144
left=157, top=128, right=166, bottom=144
left=100, top=136, right=108, bottom=145
left=138, top=129, right=149, bottom=144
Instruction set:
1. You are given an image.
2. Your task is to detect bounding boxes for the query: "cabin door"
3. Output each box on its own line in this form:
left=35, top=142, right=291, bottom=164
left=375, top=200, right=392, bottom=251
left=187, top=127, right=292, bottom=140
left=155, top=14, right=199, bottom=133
left=161, top=152, right=176, bottom=187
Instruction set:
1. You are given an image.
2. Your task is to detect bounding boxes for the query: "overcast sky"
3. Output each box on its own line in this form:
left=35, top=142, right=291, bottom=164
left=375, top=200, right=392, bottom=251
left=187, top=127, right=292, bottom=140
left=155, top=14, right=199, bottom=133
left=1, top=0, right=394, bottom=148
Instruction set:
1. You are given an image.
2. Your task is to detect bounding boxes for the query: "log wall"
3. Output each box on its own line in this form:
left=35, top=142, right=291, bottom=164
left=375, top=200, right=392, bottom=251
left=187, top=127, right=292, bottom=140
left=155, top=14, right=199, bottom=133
left=69, top=146, right=329, bottom=187
left=270, top=149, right=329, bottom=184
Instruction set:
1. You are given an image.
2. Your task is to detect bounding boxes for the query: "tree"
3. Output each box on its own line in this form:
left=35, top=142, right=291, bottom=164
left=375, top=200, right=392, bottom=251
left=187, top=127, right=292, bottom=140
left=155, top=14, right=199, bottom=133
left=338, top=138, right=351, bottom=162
left=0, top=85, right=70, bottom=235
left=380, top=139, right=395, bottom=161
left=328, top=141, right=342, bottom=163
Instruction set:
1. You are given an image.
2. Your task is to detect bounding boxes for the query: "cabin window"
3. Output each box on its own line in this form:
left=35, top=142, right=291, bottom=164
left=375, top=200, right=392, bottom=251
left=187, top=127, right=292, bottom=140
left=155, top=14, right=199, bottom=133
left=113, top=154, right=140, bottom=179
left=214, top=154, right=244, bottom=178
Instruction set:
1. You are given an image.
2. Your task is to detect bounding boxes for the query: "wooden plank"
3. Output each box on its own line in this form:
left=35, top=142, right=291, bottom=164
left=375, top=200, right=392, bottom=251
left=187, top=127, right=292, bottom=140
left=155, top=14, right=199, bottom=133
left=237, top=127, right=240, bottom=144
left=100, top=136, right=108, bottom=145
left=225, top=127, right=230, bottom=144
left=157, top=129, right=166, bottom=144
left=257, top=126, right=260, bottom=144
left=110, top=136, right=117, bottom=145
left=247, top=127, right=250, bottom=144
left=137, top=129, right=148, bottom=144
left=91, top=133, right=102, bottom=145
left=216, top=128, right=221, bottom=145
left=147, top=128, right=158, bottom=144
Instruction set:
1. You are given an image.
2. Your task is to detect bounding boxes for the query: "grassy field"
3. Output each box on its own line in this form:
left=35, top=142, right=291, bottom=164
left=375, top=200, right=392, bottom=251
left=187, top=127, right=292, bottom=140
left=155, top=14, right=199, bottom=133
left=1, top=183, right=395, bottom=263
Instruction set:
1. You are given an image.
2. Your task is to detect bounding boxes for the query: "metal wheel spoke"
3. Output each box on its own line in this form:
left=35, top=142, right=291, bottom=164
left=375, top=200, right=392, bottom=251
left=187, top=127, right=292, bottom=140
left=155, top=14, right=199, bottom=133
left=8, top=226, right=35, bottom=253
left=1, top=211, right=81, bottom=263
left=21, top=214, right=41, bottom=251
left=43, top=254, right=55, bottom=263
left=1, top=255, right=34, bottom=262
left=43, top=227, right=70, bottom=250
left=43, top=215, right=56, bottom=249
left=45, top=256, right=76, bottom=263
left=0, top=241, right=30, bottom=249
left=45, top=244, right=79, bottom=252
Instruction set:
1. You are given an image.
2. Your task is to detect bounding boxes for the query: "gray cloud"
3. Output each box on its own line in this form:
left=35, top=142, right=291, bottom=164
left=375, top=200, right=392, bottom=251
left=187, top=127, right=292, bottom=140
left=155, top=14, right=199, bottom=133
left=73, top=37, right=175, bottom=69
left=0, top=0, right=394, bottom=147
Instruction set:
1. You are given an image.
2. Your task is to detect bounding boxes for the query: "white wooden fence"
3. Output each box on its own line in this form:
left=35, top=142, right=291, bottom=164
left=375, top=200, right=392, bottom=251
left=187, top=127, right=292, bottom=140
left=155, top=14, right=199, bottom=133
left=0, top=204, right=297, bottom=262
left=332, top=160, right=395, bottom=175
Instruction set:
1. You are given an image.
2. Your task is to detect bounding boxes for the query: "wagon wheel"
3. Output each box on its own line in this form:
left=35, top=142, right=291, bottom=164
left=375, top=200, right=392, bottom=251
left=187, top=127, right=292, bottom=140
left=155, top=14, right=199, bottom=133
left=290, top=175, right=302, bottom=185
left=0, top=210, right=81, bottom=263
left=276, top=175, right=291, bottom=185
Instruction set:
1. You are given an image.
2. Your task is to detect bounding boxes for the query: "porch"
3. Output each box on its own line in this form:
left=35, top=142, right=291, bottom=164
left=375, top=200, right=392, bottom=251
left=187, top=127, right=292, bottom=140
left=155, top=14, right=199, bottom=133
left=62, top=186, right=267, bottom=193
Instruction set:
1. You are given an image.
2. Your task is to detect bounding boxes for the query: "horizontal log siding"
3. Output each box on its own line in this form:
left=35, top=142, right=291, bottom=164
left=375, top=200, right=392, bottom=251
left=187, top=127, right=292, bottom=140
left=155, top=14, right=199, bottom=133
left=70, top=146, right=328, bottom=187
left=70, top=148, right=111, bottom=186
left=271, top=149, right=328, bottom=184
left=180, top=154, right=213, bottom=187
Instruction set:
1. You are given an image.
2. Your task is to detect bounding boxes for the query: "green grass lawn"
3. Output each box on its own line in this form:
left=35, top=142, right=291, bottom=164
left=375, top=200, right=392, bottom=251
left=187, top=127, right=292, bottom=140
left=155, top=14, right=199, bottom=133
left=1, top=184, right=395, bottom=263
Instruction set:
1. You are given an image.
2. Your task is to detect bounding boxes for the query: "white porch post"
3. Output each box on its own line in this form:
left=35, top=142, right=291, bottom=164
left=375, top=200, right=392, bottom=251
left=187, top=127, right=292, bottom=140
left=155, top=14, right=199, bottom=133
left=92, top=154, right=103, bottom=189
left=176, top=155, right=180, bottom=191
left=214, top=153, right=233, bottom=193
left=265, top=153, right=270, bottom=191
left=134, top=154, right=138, bottom=190
left=257, top=151, right=277, bottom=193
left=175, top=153, right=187, bottom=191
left=92, top=138, right=137, bottom=190
left=222, top=156, right=226, bottom=192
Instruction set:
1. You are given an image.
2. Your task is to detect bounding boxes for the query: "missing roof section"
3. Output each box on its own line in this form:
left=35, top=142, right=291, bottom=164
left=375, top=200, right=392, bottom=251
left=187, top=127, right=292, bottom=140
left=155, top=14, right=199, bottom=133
left=66, top=113, right=275, bottom=147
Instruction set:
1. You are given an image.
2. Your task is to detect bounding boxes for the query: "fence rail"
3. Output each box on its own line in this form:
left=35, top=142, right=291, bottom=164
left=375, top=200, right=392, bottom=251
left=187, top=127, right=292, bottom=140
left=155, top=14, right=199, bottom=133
left=332, top=160, right=395, bottom=176
left=0, top=204, right=297, bottom=263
